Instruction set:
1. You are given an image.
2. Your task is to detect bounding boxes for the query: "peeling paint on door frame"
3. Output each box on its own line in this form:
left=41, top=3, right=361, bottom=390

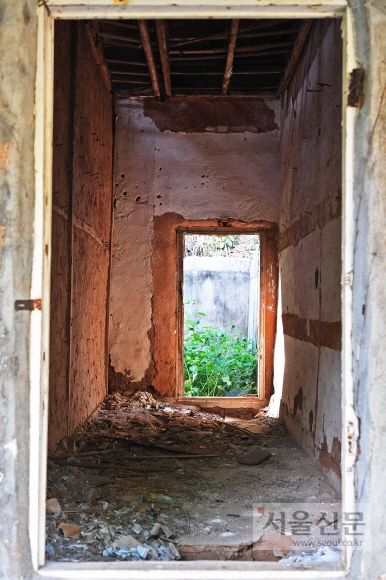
left=32, top=0, right=357, bottom=577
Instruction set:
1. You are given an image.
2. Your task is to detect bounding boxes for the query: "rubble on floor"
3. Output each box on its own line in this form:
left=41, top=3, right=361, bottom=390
left=46, top=392, right=341, bottom=563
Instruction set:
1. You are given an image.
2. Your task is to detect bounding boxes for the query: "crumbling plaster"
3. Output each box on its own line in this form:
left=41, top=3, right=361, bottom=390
left=277, top=19, right=343, bottom=491
left=109, top=97, right=280, bottom=385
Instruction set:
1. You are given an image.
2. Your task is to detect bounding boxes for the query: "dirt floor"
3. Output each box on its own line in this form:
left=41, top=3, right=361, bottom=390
left=45, top=392, right=341, bottom=563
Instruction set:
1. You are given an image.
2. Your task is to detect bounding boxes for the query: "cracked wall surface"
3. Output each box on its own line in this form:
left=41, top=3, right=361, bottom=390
left=109, top=97, right=280, bottom=392
left=277, top=19, right=343, bottom=492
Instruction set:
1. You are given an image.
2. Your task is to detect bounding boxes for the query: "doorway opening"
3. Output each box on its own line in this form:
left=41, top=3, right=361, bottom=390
left=183, top=233, right=260, bottom=397
left=38, top=10, right=350, bottom=574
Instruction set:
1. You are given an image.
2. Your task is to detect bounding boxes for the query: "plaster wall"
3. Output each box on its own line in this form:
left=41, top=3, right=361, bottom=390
left=184, top=256, right=251, bottom=336
left=109, top=97, right=280, bottom=393
left=0, top=2, right=37, bottom=577
left=48, top=22, right=113, bottom=451
left=48, top=21, right=75, bottom=453
left=350, top=1, right=386, bottom=573
left=277, top=19, right=343, bottom=490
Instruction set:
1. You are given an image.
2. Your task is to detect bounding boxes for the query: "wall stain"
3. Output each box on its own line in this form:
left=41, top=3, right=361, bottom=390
left=0, top=225, right=5, bottom=247
left=294, top=387, right=303, bottom=415
left=278, top=193, right=341, bottom=252
left=282, top=313, right=341, bottom=351
left=22, top=2, right=31, bottom=25
left=143, top=97, right=278, bottom=134
left=0, top=142, right=10, bottom=172
left=318, top=435, right=341, bottom=479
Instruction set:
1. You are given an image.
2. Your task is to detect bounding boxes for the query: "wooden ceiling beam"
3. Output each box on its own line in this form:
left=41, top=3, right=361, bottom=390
left=106, top=59, right=148, bottom=67
left=97, top=32, right=142, bottom=44
left=172, top=71, right=223, bottom=76
left=111, top=71, right=150, bottom=77
left=169, top=49, right=290, bottom=63
left=99, top=20, right=139, bottom=31
left=138, top=19, right=161, bottom=98
left=169, top=19, right=290, bottom=48
left=170, top=49, right=226, bottom=55
left=233, top=49, right=291, bottom=58
left=169, top=42, right=293, bottom=57
left=235, top=41, right=294, bottom=53
left=100, top=41, right=141, bottom=50
left=111, top=79, right=151, bottom=85
left=237, top=29, right=300, bottom=40
left=222, top=19, right=239, bottom=95
left=172, top=70, right=282, bottom=76
left=156, top=20, right=172, bottom=98
left=169, top=27, right=297, bottom=48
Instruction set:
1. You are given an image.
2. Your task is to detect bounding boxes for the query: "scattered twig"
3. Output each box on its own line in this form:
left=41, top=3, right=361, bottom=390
left=53, top=452, right=221, bottom=462
left=98, top=434, right=198, bottom=455
left=50, top=460, right=170, bottom=472
left=49, top=448, right=120, bottom=460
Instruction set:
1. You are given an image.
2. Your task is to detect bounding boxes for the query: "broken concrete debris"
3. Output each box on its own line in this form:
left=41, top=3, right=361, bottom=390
left=58, top=523, right=81, bottom=539
left=280, top=546, right=341, bottom=565
left=46, top=498, right=62, bottom=515
left=45, top=391, right=340, bottom=562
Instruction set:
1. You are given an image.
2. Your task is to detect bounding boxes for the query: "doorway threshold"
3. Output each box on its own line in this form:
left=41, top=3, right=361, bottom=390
left=176, top=396, right=265, bottom=415
left=39, top=559, right=345, bottom=580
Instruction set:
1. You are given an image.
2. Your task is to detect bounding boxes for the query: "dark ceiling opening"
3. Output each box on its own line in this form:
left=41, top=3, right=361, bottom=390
left=96, top=19, right=312, bottom=98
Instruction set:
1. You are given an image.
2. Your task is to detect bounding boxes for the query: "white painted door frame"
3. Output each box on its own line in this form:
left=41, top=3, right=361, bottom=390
left=32, top=1, right=357, bottom=577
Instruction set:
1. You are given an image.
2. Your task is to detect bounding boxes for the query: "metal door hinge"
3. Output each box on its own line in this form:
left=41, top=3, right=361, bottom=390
left=348, top=68, right=364, bottom=107
left=15, top=299, right=42, bottom=311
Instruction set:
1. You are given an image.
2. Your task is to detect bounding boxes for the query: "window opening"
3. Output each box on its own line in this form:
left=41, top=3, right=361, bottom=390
left=183, top=233, right=260, bottom=397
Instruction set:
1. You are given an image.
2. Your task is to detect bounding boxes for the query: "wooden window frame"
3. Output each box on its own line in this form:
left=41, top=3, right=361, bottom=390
left=32, top=1, right=359, bottom=578
left=176, top=221, right=278, bottom=409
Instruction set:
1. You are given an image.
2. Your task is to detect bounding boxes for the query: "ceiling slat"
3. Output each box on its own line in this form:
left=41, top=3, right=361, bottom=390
left=138, top=19, right=161, bottom=97
left=222, top=19, right=239, bottom=94
left=156, top=20, right=172, bottom=98
left=99, top=18, right=305, bottom=97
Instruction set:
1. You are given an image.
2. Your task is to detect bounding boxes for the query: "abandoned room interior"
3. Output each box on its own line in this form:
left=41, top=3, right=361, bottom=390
left=45, top=16, right=344, bottom=566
